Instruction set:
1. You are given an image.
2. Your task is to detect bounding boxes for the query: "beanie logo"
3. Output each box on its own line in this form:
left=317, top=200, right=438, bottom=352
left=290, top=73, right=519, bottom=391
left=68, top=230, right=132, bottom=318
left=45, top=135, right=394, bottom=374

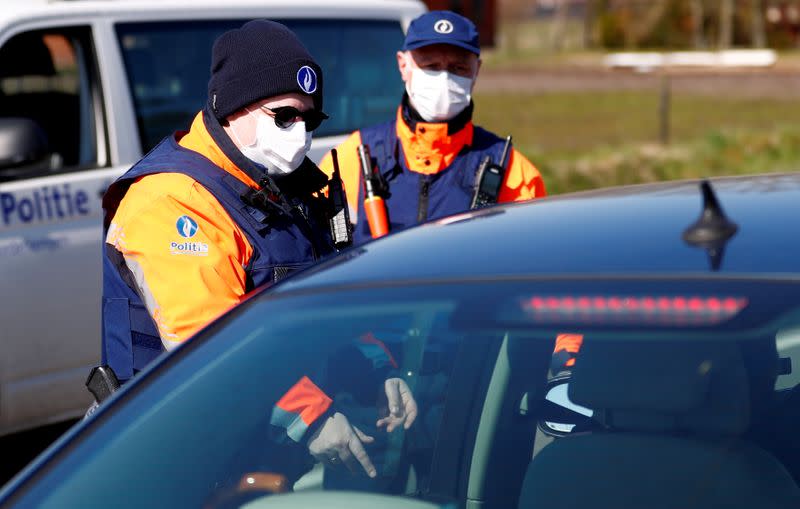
left=434, top=20, right=454, bottom=34
left=297, top=66, right=317, bottom=94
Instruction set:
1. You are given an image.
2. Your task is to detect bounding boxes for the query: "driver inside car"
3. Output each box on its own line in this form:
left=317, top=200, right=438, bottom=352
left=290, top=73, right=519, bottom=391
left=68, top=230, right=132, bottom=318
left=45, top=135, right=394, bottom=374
left=269, top=334, right=418, bottom=482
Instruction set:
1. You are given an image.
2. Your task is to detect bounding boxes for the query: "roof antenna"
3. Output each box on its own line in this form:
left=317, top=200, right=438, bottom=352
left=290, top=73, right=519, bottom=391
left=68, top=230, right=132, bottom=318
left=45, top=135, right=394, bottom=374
left=682, top=180, right=738, bottom=271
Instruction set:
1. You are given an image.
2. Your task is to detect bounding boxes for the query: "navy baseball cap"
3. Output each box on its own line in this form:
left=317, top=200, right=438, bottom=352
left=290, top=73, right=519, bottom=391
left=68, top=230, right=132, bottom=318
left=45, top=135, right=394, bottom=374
left=402, top=10, right=480, bottom=56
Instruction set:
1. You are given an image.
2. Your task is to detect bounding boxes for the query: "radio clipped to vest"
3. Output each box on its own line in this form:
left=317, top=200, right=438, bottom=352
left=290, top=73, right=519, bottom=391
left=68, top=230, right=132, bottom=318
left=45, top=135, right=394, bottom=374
left=328, top=149, right=353, bottom=249
left=471, top=135, right=513, bottom=210
left=357, top=144, right=390, bottom=239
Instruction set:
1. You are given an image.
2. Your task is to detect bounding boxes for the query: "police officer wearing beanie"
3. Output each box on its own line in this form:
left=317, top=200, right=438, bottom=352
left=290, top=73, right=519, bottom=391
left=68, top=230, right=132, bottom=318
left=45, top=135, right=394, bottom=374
left=96, top=20, right=415, bottom=477
left=320, top=11, right=546, bottom=244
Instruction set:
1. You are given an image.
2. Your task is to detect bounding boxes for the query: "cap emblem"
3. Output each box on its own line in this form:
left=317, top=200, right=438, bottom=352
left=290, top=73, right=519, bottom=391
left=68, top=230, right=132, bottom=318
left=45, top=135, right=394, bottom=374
left=434, top=19, right=454, bottom=34
left=297, top=66, right=317, bottom=94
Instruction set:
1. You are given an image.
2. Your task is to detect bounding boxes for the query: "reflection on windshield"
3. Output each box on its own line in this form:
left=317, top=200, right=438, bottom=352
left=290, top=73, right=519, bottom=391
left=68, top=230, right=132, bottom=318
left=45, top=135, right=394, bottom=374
left=543, top=383, right=594, bottom=433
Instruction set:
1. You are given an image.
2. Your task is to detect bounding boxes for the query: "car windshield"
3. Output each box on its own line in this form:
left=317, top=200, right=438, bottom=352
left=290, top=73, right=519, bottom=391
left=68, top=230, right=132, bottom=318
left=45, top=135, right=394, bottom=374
left=115, top=19, right=405, bottom=153
left=8, top=278, right=800, bottom=508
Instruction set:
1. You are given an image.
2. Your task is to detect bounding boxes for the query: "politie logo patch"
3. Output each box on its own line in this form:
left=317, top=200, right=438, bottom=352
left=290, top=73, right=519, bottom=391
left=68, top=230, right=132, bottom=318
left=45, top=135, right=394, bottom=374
left=176, top=215, right=199, bottom=238
left=434, top=20, right=454, bottom=34
left=297, top=66, right=317, bottom=94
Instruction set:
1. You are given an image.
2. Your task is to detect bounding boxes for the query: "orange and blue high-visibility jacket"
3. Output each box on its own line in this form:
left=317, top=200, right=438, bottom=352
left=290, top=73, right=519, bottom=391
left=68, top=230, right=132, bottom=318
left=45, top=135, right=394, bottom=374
left=319, top=98, right=546, bottom=244
left=553, top=333, right=584, bottom=370
left=101, top=108, right=336, bottom=442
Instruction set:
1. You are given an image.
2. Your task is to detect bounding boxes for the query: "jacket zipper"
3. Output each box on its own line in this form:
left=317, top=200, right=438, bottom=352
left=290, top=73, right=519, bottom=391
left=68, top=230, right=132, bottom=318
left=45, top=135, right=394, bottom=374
left=418, top=178, right=430, bottom=223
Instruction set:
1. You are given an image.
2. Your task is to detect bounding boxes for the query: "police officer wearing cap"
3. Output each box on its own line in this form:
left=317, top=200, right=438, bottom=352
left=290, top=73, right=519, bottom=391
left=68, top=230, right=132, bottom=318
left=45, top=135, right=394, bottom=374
left=94, top=19, right=416, bottom=478
left=320, top=10, right=546, bottom=244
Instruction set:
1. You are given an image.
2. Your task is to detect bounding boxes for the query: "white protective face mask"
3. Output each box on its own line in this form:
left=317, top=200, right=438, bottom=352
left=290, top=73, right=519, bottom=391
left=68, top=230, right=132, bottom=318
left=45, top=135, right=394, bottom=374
left=406, top=67, right=473, bottom=122
left=235, top=108, right=312, bottom=176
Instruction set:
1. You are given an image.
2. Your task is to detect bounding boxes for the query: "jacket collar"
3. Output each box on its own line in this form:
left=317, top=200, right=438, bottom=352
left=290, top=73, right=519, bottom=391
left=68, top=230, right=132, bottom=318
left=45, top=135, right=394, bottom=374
left=396, top=94, right=475, bottom=175
left=178, top=110, right=260, bottom=189
left=202, top=107, right=275, bottom=189
left=400, top=92, right=473, bottom=136
left=179, top=108, right=328, bottom=199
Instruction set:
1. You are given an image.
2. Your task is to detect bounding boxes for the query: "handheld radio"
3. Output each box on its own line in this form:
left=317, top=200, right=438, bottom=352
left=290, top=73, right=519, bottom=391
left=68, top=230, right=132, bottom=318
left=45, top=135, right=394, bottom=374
left=328, top=149, right=353, bottom=249
left=470, top=135, right=513, bottom=210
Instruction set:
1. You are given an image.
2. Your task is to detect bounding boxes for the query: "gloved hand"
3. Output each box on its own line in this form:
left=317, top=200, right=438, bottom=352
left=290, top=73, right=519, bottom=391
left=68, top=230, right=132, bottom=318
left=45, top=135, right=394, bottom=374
left=307, top=412, right=376, bottom=478
left=376, top=378, right=418, bottom=433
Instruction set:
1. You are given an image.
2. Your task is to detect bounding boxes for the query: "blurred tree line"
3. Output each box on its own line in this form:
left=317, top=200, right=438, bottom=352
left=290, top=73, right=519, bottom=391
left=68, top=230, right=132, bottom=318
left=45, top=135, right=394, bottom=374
left=500, top=0, right=800, bottom=50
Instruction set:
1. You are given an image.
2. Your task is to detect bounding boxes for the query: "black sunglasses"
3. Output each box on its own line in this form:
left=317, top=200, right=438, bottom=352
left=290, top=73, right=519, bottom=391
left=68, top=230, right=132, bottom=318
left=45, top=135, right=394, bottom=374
left=261, top=106, right=329, bottom=132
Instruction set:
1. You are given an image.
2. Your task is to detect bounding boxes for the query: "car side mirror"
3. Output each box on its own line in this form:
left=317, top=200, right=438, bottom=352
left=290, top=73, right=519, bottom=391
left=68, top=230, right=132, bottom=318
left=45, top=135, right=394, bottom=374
left=537, top=376, right=594, bottom=437
left=0, top=117, right=53, bottom=178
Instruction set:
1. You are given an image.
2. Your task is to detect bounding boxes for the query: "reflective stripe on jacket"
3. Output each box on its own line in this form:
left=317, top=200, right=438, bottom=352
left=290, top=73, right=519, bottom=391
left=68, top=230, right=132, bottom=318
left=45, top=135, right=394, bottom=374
left=271, top=377, right=334, bottom=443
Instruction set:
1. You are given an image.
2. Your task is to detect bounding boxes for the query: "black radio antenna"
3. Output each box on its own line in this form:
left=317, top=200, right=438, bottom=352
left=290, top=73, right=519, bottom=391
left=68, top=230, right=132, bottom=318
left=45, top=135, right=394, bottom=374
left=682, top=180, right=738, bottom=271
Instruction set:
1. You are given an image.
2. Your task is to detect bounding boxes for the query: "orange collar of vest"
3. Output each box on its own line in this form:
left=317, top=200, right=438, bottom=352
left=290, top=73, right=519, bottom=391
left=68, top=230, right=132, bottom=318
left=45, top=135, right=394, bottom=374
left=178, top=112, right=260, bottom=189
left=395, top=107, right=474, bottom=175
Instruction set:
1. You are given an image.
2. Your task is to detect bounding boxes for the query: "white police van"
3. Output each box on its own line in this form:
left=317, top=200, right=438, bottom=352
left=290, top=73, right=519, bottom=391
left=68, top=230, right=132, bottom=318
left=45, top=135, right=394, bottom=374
left=0, top=0, right=425, bottom=436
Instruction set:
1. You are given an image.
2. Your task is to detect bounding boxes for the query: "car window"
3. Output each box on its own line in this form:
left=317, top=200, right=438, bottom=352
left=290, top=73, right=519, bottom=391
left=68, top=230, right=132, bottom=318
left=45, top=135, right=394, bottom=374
left=9, top=279, right=800, bottom=509
left=116, top=19, right=405, bottom=153
left=0, top=27, right=105, bottom=180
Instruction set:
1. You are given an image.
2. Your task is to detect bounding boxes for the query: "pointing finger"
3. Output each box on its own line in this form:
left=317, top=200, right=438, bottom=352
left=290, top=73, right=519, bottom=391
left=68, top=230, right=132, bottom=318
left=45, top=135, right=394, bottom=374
left=338, top=445, right=359, bottom=474
left=349, top=434, right=377, bottom=478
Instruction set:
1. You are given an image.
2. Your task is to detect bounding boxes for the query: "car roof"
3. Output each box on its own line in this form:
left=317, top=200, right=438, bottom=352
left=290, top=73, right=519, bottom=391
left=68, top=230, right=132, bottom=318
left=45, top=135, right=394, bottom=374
left=0, top=0, right=425, bottom=32
left=279, top=173, right=800, bottom=292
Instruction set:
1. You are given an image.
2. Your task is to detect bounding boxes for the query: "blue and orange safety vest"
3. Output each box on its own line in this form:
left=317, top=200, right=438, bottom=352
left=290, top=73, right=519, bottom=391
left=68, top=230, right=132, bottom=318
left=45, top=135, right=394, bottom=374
left=320, top=100, right=546, bottom=244
left=101, top=109, right=336, bottom=442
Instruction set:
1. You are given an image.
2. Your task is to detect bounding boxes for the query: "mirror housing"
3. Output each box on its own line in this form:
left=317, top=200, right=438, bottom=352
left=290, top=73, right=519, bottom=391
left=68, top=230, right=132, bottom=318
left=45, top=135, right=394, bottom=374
left=0, top=117, right=52, bottom=178
left=537, top=375, right=594, bottom=437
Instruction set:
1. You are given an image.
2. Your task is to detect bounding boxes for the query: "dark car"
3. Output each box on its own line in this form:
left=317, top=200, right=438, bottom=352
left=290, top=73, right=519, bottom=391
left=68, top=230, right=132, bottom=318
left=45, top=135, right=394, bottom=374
left=2, top=174, right=800, bottom=509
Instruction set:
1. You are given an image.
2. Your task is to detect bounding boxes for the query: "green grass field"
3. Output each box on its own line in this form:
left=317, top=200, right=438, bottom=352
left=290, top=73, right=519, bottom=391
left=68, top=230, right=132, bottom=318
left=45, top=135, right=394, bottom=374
left=473, top=90, right=800, bottom=194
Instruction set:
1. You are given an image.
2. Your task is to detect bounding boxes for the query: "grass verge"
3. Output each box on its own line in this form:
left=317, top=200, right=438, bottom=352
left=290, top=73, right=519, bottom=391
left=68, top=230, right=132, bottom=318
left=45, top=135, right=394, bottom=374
left=473, top=90, right=800, bottom=194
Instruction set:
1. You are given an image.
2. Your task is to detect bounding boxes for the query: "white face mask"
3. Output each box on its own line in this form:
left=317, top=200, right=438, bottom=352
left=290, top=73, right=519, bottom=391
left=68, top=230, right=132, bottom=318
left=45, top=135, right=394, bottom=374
left=406, top=67, right=473, bottom=122
left=234, top=108, right=312, bottom=176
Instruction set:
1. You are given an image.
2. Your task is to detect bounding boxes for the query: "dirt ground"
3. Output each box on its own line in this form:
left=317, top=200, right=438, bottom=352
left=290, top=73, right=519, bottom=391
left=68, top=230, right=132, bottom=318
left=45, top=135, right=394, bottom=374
left=477, top=66, right=800, bottom=99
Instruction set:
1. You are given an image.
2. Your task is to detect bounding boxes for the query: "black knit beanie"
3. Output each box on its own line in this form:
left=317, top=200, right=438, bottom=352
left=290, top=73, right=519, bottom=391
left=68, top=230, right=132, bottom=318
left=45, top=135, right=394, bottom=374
left=207, top=19, right=324, bottom=121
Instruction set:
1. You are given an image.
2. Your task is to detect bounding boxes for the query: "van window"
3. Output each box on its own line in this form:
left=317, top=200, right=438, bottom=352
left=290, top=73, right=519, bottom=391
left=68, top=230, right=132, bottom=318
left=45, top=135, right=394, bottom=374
left=0, top=28, right=105, bottom=180
left=116, top=20, right=405, bottom=153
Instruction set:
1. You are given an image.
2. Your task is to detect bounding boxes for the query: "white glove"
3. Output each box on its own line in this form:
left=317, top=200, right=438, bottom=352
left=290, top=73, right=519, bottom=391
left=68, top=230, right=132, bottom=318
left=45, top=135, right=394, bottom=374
left=376, top=378, right=418, bottom=433
left=307, top=412, right=376, bottom=478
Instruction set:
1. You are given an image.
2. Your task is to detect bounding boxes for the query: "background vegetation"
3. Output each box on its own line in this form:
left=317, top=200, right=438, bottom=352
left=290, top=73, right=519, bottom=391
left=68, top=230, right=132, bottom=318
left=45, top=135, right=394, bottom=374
left=466, top=1, right=800, bottom=195
left=474, top=87, right=800, bottom=194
